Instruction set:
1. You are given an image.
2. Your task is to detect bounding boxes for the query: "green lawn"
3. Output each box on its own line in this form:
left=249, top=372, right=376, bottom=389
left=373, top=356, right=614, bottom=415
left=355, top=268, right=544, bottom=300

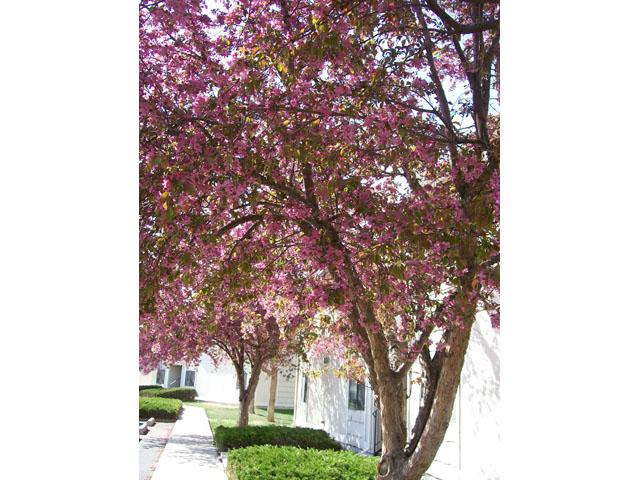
left=184, top=400, right=294, bottom=429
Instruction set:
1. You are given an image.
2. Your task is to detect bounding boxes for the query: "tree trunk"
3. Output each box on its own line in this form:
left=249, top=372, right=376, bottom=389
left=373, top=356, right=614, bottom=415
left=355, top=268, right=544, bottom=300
left=236, top=361, right=263, bottom=427
left=237, top=367, right=250, bottom=427
left=248, top=390, right=255, bottom=414
left=238, top=395, right=250, bottom=427
left=374, top=323, right=473, bottom=480
left=267, top=368, right=278, bottom=422
left=375, top=372, right=409, bottom=480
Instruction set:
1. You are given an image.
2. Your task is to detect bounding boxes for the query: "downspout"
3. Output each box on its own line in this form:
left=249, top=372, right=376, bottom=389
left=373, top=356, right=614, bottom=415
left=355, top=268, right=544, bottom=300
left=292, top=358, right=300, bottom=426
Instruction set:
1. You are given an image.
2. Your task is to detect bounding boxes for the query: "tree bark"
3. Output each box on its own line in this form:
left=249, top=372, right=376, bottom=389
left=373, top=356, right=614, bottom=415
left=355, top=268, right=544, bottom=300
left=237, top=366, right=250, bottom=427
left=267, top=368, right=278, bottom=422
left=375, top=372, right=409, bottom=480
left=235, top=361, right=263, bottom=427
left=373, top=322, right=473, bottom=480
left=238, top=396, right=250, bottom=427
left=248, top=390, right=255, bottom=414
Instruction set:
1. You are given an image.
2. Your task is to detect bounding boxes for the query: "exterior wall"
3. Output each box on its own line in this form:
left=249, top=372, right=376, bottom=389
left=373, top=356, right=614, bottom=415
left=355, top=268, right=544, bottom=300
left=138, top=363, right=189, bottom=389
left=137, top=355, right=303, bottom=409
left=193, top=356, right=239, bottom=404
left=139, top=369, right=157, bottom=386
left=293, top=357, right=376, bottom=454
left=457, top=313, right=500, bottom=480
left=191, top=355, right=298, bottom=407
left=254, top=362, right=297, bottom=409
left=408, top=313, right=500, bottom=480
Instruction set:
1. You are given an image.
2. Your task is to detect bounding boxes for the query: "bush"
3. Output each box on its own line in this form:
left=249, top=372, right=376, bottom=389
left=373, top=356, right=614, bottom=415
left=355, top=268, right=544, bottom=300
left=139, top=384, right=164, bottom=391
left=139, top=387, right=197, bottom=401
left=139, top=397, right=182, bottom=420
left=226, top=445, right=378, bottom=480
left=214, top=425, right=342, bottom=452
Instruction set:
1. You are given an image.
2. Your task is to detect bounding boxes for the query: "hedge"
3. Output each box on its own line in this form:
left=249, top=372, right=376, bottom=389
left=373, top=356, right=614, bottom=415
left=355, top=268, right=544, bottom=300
left=226, top=446, right=378, bottom=480
left=139, top=397, right=182, bottom=420
left=139, top=384, right=164, bottom=391
left=214, top=425, right=342, bottom=452
left=139, top=387, right=197, bottom=401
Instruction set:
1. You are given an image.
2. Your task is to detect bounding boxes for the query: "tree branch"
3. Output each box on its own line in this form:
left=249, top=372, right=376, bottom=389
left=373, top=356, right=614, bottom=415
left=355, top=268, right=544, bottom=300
left=215, top=214, right=264, bottom=238
left=422, top=0, right=499, bottom=34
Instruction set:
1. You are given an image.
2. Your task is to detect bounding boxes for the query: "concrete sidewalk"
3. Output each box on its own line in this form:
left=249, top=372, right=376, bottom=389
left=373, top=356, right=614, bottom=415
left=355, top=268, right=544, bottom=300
left=151, top=405, right=227, bottom=480
left=140, top=421, right=175, bottom=480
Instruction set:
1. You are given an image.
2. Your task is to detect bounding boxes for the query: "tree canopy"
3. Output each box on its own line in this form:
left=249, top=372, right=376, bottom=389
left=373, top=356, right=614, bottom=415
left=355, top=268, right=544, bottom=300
left=140, top=0, right=499, bottom=477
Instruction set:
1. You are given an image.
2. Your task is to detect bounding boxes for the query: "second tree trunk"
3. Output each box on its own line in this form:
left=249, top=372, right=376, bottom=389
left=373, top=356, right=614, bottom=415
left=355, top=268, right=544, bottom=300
left=267, top=368, right=278, bottom=422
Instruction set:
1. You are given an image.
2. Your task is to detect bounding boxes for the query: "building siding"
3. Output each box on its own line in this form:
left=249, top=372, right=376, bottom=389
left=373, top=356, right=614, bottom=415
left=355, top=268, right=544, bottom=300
left=254, top=366, right=296, bottom=409
left=139, top=355, right=298, bottom=408
left=294, top=358, right=375, bottom=454
left=193, top=356, right=239, bottom=404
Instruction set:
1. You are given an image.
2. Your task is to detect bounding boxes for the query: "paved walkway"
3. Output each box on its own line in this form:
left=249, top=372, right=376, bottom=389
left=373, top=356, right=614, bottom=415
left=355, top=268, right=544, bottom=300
left=151, top=405, right=227, bottom=480
left=139, top=421, right=175, bottom=480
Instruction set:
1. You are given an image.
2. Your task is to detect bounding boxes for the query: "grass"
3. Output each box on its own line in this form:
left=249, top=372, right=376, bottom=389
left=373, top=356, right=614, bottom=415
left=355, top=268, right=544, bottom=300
left=184, top=400, right=293, bottom=430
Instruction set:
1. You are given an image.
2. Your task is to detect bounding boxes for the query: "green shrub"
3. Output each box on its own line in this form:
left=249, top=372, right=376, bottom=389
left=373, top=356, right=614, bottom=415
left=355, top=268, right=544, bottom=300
left=226, top=445, right=378, bottom=480
left=139, top=397, right=182, bottom=420
left=139, top=384, right=164, bottom=391
left=139, top=387, right=197, bottom=401
left=214, top=425, right=342, bottom=452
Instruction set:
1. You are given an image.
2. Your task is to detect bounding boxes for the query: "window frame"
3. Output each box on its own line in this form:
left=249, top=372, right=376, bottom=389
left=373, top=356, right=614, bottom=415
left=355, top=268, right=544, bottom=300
left=185, top=370, right=196, bottom=387
left=156, top=367, right=166, bottom=386
left=348, top=379, right=365, bottom=411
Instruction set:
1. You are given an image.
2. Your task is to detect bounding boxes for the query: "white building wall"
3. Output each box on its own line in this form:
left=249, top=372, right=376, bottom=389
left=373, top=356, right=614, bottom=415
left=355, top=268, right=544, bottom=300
left=458, top=313, right=500, bottom=480
left=294, top=358, right=375, bottom=453
left=193, top=356, right=239, bottom=404
left=138, top=355, right=302, bottom=409
left=276, top=370, right=296, bottom=408
left=403, top=313, right=500, bottom=480
left=193, top=355, right=298, bottom=407
left=139, top=369, right=157, bottom=385
left=254, top=367, right=296, bottom=409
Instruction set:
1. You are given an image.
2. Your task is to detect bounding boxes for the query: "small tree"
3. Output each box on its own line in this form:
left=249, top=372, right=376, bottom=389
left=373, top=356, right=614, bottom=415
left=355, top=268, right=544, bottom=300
left=261, top=357, right=297, bottom=422
left=140, top=264, right=308, bottom=427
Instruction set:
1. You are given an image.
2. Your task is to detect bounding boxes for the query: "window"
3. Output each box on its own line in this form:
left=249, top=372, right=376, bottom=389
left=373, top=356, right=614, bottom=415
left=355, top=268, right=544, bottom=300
left=348, top=380, right=365, bottom=410
left=302, top=374, right=309, bottom=403
left=156, top=367, right=166, bottom=386
left=185, top=370, right=196, bottom=387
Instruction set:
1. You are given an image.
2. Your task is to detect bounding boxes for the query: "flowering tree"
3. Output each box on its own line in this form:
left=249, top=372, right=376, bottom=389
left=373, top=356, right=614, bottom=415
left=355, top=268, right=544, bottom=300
left=140, top=0, right=499, bottom=478
left=139, top=258, right=309, bottom=426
